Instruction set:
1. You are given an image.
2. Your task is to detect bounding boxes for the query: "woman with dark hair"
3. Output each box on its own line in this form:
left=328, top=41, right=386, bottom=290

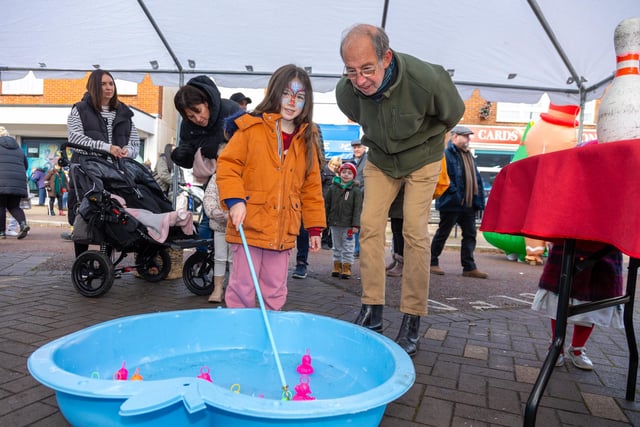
left=66, top=69, right=140, bottom=255
left=216, top=64, right=326, bottom=310
left=171, top=77, right=241, bottom=168
left=68, top=69, right=139, bottom=159
left=171, top=76, right=242, bottom=246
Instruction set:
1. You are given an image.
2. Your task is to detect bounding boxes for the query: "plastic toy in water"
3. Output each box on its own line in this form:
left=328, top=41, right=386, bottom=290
left=281, top=386, right=293, bottom=401
left=296, top=349, right=314, bottom=375
left=114, top=361, right=128, bottom=380
left=293, top=376, right=316, bottom=401
left=130, top=368, right=143, bottom=381
left=197, top=366, right=212, bottom=382
left=230, top=384, right=241, bottom=394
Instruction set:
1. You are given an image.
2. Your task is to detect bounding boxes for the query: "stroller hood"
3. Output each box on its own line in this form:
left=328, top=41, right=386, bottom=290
left=75, top=155, right=173, bottom=213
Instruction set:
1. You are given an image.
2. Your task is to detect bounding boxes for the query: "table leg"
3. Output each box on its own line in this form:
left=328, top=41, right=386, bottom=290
left=624, top=257, right=639, bottom=401
left=524, top=239, right=576, bottom=427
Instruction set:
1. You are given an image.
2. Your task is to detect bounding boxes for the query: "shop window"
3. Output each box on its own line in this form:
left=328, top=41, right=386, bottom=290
left=135, top=138, right=146, bottom=163
left=496, top=93, right=596, bottom=125
left=496, top=94, right=550, bottom=123
left=474, top=150, right=516, bottom=199
left=22, top=138, right=66, bottom=173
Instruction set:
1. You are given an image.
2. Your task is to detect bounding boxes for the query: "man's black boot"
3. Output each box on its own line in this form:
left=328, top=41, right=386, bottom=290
left=354, top=304, right=383, bottom=332
left=395, top=314, right=420, bottom=357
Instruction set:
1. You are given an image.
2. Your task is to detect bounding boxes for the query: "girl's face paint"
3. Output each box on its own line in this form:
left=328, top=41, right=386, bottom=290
left=280, top=78, right=306, bottom=121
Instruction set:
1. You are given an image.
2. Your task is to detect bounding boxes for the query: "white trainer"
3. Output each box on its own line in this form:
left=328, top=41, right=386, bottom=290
left=555, top=352, right=565, bottom=367
left=568, top=346, right=594, bottom=371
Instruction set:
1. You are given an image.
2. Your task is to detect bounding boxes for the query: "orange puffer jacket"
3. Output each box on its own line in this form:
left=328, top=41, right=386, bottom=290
left=217, top=113, right=326, bottom=251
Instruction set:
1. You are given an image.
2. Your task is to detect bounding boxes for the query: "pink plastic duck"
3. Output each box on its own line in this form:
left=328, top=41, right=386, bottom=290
left=292, top=376, right=315, bottom=401
left=197, top=366, right=212, bottom=382
left=114, top=361, right=128, bottom=380
left=296, top=349, right=314, bottom=375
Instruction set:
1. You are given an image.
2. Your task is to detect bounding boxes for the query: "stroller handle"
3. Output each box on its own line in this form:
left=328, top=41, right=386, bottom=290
left=60, top=141, right=118, bottom=167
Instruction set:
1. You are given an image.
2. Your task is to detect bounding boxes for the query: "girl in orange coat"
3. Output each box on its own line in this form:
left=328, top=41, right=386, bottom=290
left=216, top=64, right=326, bottom=310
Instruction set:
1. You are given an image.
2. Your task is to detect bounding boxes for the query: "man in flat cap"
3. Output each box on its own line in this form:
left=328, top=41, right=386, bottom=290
left=431, top=125, right=488, bottom=279
left=349, top=138, right=367, bottom=191
left=348, top=138, right=367, bottom=257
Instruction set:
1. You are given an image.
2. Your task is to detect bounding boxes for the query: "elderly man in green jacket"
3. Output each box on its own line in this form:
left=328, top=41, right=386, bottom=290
left=336, top=23, right=465, bottom=357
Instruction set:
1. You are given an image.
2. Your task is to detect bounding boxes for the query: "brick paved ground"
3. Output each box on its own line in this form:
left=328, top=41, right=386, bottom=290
left=1, top=211, right=639, bottom=426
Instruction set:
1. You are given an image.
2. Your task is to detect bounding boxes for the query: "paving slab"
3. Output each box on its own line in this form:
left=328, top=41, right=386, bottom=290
left=1, top=209, right=639, bottom=426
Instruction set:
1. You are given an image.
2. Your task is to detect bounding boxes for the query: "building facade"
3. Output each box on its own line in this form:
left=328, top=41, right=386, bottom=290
left=1, top=74, right=597, bottom=192
left=0, top=72, right=178, bottom=176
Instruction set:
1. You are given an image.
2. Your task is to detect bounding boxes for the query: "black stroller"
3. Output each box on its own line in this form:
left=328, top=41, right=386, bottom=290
left=62, top=143, right=211, bottom=297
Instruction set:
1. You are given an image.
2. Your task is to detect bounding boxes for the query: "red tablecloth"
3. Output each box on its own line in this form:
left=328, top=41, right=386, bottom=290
left=480, top=138, right=640, bottom=258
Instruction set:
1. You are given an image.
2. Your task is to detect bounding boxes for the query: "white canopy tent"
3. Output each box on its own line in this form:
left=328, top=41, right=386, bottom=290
left=2, top=0, right=639, bottom=107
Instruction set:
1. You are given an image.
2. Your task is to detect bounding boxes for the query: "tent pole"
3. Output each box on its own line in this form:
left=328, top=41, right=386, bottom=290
left=170, top=72, right=184, bottom=208
left=577, top=89, right=586, bottom=143
left=381, top=0, right=390, bottom=28
left=136, top=0, right=183, bottom=73
left=137, top=0, right=186, bottom=208
left=527, top=0, right=584, bottom=94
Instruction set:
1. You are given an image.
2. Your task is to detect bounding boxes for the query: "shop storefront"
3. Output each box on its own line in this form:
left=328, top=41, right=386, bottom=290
left=466, top=125, right=523, bottom=195
left=317, top=123, right=361, bottom=159
left=21, top=137, right=148, bottom=173
left=20, top=137, right=148, bottom=193
left=21, top=138, right=67, bottom=194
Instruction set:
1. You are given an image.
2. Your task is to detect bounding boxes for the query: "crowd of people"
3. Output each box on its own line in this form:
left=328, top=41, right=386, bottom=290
left=2, top=23, right=619, bottom=368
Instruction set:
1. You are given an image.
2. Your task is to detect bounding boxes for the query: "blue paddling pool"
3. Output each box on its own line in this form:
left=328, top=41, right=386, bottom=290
left=28, top=308, right=415, bottom=426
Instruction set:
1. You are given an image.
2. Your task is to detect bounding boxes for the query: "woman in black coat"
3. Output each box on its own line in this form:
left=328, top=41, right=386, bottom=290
left=171, top=76, right=241, bottom=169
left=171, top=76, right=241, bottom=245
left=0, top=127, right=30, bottom=239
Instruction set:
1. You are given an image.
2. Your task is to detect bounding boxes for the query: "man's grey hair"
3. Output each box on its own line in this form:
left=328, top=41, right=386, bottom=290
left=340, top=24, right=390, bottom=61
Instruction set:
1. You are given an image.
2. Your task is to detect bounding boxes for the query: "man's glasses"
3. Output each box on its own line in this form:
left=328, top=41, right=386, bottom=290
left=343, top=64, right=378, bottom=80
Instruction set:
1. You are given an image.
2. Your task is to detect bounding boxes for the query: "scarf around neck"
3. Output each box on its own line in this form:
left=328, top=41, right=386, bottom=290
left=332, top=175, right=354, bottom=190
left=370, top=55, right=397, bottom=102
left=459, top=149, right=478, bottom=208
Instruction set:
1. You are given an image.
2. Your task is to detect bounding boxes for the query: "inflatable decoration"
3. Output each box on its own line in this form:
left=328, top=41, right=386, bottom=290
left=483, top=104, right=580, bottom=264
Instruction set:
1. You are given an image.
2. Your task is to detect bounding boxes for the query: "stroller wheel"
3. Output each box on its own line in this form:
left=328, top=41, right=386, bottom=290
left=136, top=248, right=171, bottom=282
left=72, top=250, right=115, bottom=297
left=182, top=251, right=214, bottom=296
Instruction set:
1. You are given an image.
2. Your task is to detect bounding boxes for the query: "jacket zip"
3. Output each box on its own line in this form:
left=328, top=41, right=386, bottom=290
left=275, top=120, right=284, bottom=249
